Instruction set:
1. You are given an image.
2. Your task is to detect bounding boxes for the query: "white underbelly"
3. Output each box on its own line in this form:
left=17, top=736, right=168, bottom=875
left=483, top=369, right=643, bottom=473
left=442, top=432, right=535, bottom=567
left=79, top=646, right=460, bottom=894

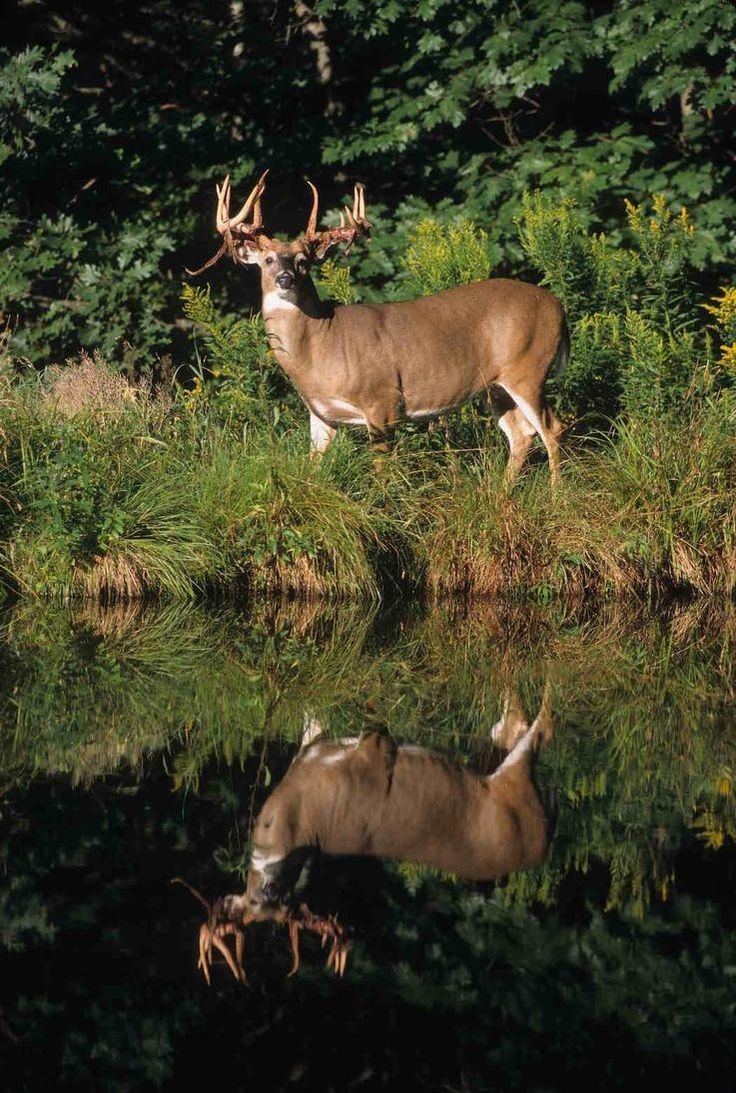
left=405, top=404, right=454, bottom=421
left=310, top=396, right=366, bottom=426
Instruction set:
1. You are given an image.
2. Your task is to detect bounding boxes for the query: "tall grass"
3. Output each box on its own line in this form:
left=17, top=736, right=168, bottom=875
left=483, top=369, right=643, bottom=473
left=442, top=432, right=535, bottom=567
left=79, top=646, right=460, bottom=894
left=415, top=397, right=736, bottom=599
left=0, top=358, right=396, bottom=601
left=1, top=359, right=734, bottom=601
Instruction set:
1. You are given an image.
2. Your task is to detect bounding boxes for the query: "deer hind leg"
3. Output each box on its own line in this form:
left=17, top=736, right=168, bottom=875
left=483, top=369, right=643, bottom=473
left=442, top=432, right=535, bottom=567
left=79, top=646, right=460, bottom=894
left=300, top=712, right=325, bottom=750
left=486, top=683, right=554, bottom=867
left=497, top=383, right=561, bottom=489
left=491, top=689, right=531, bottom=751
left=528, top=679, right=554, bottom=748
left=490, top=387, right=536, bottom=486
left=491, top=681, right=554, bottom=771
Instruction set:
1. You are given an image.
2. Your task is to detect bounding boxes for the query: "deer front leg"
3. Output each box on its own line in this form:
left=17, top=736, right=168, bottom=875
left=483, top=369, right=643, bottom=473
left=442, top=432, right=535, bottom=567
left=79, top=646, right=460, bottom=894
left=366, top=413, right=395, bottom=460
left=310, top=412, right=336, bottom=457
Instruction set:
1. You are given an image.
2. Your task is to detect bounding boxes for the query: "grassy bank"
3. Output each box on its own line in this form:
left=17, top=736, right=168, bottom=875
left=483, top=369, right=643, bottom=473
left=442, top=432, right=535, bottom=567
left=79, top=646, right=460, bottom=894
left=0, top=355, right=735, bottom=603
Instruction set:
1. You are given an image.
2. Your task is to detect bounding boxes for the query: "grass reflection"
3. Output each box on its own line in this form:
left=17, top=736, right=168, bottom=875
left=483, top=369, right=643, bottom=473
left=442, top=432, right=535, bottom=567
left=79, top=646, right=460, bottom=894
left=0, top=597, right=734, bottom=918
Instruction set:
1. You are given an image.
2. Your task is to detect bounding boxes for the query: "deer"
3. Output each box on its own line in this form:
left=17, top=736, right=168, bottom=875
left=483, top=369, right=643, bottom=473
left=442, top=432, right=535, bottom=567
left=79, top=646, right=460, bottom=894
left=175, top=684, right=554, bottom=983
left=188, top=172, right=568, bottom=486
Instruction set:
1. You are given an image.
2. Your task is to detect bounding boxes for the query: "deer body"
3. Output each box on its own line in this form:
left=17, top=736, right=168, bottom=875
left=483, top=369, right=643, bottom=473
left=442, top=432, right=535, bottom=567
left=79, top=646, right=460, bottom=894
left=252, top=733, right=548, bottom=883
left=264, top=277, right=566, bottom=455
left=245, top=687, right=553, bottom=913
left=190, top=173, right=568, bottom=484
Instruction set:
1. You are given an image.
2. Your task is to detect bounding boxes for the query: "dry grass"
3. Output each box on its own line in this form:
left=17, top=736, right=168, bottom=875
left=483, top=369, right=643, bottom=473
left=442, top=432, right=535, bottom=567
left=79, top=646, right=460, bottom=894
left=42, top=350, right=174, bottom=421
left=44, top=351, right=139, bottom=417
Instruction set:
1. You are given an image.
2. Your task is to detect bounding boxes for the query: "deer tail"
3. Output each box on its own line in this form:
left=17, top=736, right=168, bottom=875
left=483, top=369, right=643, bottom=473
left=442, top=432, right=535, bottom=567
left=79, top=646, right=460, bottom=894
left=552, top=318, right=570, bottom=377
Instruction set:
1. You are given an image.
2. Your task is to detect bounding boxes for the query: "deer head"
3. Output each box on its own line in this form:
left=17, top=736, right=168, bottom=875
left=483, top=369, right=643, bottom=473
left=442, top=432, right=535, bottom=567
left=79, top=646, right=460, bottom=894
left=187, top=171, right=370, bottom=310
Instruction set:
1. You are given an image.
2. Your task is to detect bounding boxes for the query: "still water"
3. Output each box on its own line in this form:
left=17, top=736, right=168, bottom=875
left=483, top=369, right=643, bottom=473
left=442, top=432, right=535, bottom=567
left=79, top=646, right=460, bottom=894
left=1, top=598, right=734, bottom=1090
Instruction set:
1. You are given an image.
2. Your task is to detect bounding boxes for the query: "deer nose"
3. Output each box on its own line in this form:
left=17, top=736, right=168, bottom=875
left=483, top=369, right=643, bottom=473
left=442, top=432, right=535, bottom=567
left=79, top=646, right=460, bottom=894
left=276, top=270, right=295, bottom=290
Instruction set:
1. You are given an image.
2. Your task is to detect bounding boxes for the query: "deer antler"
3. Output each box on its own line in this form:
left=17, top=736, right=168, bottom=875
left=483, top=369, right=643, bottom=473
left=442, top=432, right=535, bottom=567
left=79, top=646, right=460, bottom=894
left=304, top=180, right=371, bottom=261
left=198, top=920, right=248, bottom=985
left=173, top=879, right=249, bottom=984
left=186, top=170, right=269, bottom=276
left=286, top=904, right=351, bottom=978
left=174, top=879, right=351, bottom=986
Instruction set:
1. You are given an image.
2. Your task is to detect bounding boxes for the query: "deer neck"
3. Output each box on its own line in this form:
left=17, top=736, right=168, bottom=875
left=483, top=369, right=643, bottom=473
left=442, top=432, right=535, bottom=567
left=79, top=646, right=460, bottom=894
left=261, top=278, right=333, bottom=382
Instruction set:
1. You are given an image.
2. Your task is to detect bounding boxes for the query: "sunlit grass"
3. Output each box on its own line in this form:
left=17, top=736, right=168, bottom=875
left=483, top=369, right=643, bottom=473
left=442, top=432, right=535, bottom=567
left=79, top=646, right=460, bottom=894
left=1, top=359, right=734, bottom=603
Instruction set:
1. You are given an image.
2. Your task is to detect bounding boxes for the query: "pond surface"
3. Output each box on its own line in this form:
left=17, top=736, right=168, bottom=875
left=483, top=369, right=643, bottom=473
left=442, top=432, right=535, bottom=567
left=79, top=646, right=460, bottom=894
left=1, top=598, right=735, bottom=1090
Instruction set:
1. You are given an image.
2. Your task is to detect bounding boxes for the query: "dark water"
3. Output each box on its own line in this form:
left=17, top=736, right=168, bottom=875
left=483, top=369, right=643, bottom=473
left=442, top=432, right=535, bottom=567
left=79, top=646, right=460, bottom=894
left=1, top=598, right=735, bottom=1091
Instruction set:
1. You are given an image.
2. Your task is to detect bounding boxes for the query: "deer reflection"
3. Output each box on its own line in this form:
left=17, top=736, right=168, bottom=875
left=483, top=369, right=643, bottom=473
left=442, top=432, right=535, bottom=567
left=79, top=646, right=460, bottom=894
left=182, top=684, right=554, bottom=983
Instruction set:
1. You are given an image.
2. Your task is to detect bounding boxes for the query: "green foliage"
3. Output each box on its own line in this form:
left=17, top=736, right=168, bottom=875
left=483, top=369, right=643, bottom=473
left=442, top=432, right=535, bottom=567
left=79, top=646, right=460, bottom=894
left=518, top=194, right=637, bottom=320
left=518, top=192, right=722, bottom=423
left=180, top=284, right=292, bottom=422
left=0, top=46, right=173, bottom=367
left=403, top=219, right=492, bottom=296
left=315, top=260, right=357, bottom=305
left=0, top=46, right=75, bottom=163
left=3, top=1, right=735, bottom=365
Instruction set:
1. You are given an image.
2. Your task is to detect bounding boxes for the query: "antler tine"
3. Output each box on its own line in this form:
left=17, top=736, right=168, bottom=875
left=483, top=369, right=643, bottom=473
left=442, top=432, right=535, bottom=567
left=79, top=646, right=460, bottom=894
left=215, top=175, right=231, bottom=233
left=306, top=180, right=319, bottom=238
left=171, top=877, right=213, bottom=915
left=210, top=931, right=247, bottom=983
left=343, top=204, right=356, bottom=228
left=185, top=240, right=229, bottom=277
left=252, top=189, right=264, bottom=230
left=287, top=918, right=302, bottom=978
left=228, top=169, right=269, bottom=230
left=198, top=923, right=213, bottom=986
left=355, top=183, right=367, bottom=223
left=235, top=930, right=246, bottom=983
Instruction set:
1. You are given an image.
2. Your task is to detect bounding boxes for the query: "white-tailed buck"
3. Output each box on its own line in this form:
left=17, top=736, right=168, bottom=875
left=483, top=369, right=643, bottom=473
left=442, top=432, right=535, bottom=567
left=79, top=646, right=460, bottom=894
left=189, top=172, right=568, bottom=485
left=176, top=686, right=554, bottom=983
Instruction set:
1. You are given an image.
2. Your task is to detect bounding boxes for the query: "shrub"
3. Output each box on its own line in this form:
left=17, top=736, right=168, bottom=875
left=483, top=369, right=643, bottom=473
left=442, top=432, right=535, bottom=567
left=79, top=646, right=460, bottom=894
left=180, top=284, right=295, bottom=425
left=518, top=192, right=717, bottom=425
left=404, top=219, right=492, bottom=297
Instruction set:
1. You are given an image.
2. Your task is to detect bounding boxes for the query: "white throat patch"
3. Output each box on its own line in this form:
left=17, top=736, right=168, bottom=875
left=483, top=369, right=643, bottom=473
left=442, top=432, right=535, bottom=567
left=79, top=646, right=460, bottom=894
left=262, top=291, right=299, bottom=314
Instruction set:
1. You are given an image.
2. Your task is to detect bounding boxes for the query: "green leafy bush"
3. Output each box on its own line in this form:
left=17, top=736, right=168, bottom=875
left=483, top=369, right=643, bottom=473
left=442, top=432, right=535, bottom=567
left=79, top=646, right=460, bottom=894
left=404, top=219, right=491, bottom=297
left=180, top=284, right=295, bottom=424
left=518, top=192, right=720, bottom=424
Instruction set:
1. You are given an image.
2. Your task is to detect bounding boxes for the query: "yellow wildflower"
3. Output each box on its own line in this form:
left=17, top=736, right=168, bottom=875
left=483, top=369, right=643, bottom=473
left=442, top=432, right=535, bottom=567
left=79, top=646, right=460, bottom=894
left=704, top=286, right=736, bottom=326
left=716, top=775, right=733, bottom=797
left=720, top=344, right=736, bottom=372
left=624, top=198, right=643, bottom=235
left=679, top=206, right=695, bottom=235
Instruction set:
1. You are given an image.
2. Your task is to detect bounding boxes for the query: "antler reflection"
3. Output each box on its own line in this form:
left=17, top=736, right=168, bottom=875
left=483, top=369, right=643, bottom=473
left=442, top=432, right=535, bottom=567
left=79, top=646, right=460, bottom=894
left=172, top=878, right=351, bottom=986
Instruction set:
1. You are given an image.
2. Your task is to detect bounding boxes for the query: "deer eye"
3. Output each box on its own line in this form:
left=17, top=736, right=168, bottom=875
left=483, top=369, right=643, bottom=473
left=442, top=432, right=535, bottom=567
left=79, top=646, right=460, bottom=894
left=264, top=255, right=275, bottom=267
left=295, top=256, right=308, bottom=274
